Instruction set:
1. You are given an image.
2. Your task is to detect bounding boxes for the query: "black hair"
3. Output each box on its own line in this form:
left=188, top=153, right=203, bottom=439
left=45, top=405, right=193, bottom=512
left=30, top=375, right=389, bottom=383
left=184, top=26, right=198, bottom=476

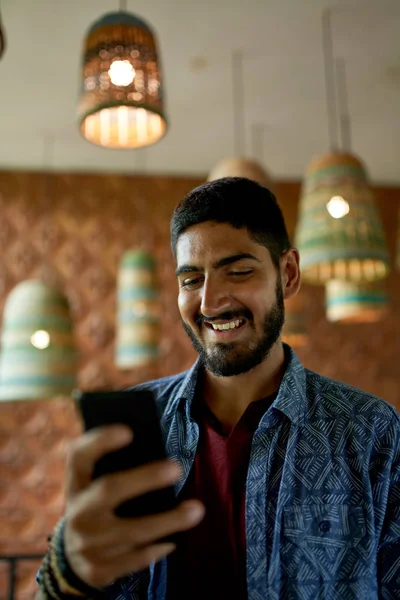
left=170, top=177, right=291, bottom=268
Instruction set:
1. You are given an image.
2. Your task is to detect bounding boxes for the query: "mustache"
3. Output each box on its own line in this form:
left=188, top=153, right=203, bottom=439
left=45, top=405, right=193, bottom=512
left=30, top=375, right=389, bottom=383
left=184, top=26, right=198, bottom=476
left=195, top=309, right=253, bottom=327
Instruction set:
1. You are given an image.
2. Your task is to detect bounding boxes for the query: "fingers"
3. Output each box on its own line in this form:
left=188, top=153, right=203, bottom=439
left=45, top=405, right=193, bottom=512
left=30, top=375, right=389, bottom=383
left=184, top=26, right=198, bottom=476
left=66, top=425, right=133, bottom=498
left=64, top=500, right=205, bottom=587
left=75, top=542, right=177, bottom=589
left=73, top=499, right=205, bottom=555
left=69, top=460, right=182, bottom=526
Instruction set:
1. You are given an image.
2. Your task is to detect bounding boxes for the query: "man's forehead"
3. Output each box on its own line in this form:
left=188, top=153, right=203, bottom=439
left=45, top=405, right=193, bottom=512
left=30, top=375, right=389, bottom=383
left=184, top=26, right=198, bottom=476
left=175, top=222, right=270, bottom=266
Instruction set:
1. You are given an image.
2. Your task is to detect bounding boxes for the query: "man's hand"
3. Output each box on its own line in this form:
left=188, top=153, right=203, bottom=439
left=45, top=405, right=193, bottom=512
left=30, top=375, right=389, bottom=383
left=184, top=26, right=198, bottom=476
left=63, top=425, right=204, bottom=589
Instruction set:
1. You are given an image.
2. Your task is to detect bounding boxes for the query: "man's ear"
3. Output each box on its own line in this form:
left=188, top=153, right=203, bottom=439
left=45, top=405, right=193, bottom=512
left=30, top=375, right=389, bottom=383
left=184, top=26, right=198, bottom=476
left=280, top=248, right=301, bottom=300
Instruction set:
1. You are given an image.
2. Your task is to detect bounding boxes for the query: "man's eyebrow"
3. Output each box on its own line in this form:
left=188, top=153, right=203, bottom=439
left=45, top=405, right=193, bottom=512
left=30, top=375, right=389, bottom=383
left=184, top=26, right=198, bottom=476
left=214, top=253, right=261, bottom=269
left=175, top=253, right=260, bottom=277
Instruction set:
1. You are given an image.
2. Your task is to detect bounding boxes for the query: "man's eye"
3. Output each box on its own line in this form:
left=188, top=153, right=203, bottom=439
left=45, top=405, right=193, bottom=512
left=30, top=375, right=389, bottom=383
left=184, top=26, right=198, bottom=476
left=229, top=270, right=253, bottom=277
left=181, top=277, right=202, bottom=288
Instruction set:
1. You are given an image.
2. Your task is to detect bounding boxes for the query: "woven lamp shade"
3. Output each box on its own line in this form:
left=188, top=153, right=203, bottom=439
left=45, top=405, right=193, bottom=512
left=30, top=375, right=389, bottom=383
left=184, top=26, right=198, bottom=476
left=294, top=152, right=390, bottom=284
left=325, top=280, right=388, bottom=323
left=207, top=157, right=272, bottom=188
left=0, top=280, right=78, bottom=401
left=115, top=250, right=160, bottom=369
left=78, top=12, right=167, bottom=148
left=282, top=295, right=309, bottom=348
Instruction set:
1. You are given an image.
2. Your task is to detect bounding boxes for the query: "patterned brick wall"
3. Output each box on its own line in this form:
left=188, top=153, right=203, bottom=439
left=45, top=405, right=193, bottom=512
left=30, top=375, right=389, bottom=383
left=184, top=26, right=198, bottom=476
left=0, top=172, right=399, bottom=598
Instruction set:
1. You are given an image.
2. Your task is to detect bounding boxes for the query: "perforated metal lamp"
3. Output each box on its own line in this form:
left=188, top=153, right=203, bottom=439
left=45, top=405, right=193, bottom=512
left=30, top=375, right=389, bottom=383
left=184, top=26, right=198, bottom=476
left=294, top=152, right=390, bottom=284
left=78, top=11, right=167, bottom=148
left=115, top=250, right=160, bottom=368
left=0, top=280, right=78, bottom=401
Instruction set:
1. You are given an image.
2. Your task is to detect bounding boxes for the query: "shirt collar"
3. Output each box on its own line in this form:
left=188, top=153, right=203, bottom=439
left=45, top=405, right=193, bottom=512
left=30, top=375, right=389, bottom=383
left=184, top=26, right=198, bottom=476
left=165, top=343, right=308, bottom=426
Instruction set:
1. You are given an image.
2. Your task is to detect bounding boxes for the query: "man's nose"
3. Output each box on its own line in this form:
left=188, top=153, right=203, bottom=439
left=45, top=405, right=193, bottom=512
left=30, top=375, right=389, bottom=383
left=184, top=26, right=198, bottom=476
left=200, top=276, right=233, bottom=318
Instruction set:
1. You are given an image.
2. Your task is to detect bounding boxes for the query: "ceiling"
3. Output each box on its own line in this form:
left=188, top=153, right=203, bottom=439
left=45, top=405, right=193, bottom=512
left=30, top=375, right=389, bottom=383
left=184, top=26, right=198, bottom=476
left=0, top=0, right=399, bottom=183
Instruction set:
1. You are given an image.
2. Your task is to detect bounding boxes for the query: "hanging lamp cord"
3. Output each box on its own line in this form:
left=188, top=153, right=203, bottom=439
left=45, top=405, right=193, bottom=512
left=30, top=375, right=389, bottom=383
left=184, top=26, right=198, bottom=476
left=322, top=8, right=339, bottom=151
left=232, top=51, right=246, bottom=156
left=119, top=0, right=127, bottom=12
left=336, top=57, right=352, bottom=152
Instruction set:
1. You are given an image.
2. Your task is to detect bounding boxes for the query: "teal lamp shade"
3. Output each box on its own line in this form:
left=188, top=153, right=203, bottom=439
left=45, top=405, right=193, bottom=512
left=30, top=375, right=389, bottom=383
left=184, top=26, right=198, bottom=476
left=325, top=280, right=388, bottom=323
left=78, top=11, right=167, bottom=148
left=115, top=250, right=160, bottom=368
left=294, top=152, right=390, bottom=284
left=0, top=280, right=78, bottom=401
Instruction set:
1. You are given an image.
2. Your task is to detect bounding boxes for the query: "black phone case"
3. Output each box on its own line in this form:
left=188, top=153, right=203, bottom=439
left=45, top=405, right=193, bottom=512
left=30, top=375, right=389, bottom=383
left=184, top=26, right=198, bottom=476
left=75, top=389, right=178, bottom=519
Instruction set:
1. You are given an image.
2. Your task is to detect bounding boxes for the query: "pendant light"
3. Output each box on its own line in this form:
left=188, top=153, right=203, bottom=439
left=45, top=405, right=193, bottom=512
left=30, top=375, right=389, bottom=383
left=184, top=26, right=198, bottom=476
left=325, top=280, right=388, bottom=323
left=0, top=140, right=78, bottom=401
left=323, top=59, right=389, bottom=323
left=207, top=52, right=272, bottom=188
left=0, top=281, right=77, bottom=401
left=294, top=9, right=390, bottom=285
left=78, top=1, right=167, bottom=148
left=115, top=249, right=160, bottom=368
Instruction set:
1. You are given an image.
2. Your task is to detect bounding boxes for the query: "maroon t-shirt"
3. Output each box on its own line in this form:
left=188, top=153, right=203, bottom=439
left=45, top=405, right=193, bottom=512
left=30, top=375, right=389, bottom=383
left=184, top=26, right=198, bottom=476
left=167, top=393, right=276, bottom=600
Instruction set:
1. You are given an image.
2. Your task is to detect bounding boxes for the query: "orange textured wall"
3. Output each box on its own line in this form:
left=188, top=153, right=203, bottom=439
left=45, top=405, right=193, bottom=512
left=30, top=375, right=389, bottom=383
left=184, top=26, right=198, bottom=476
left=0, top=171, right=399, bottom=598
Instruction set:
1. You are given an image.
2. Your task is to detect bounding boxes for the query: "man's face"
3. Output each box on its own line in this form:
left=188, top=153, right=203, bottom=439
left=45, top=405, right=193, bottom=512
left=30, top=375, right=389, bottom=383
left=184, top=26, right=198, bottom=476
left=175, top=222, right=286, bottom=377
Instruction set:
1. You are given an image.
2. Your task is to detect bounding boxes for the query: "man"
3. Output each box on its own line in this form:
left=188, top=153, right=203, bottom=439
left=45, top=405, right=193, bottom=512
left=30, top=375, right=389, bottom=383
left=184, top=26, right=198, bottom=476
left=37, top=178, right=400, bottom=600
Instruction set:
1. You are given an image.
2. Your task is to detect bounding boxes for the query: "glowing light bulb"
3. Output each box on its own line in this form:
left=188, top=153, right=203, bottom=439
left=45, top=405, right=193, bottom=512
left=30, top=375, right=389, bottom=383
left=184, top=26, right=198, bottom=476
left=31, top=330, right=50, bottom=349
left=326, top=196, right=350, bottom=219
left=108, top=60, right=135, bottom=86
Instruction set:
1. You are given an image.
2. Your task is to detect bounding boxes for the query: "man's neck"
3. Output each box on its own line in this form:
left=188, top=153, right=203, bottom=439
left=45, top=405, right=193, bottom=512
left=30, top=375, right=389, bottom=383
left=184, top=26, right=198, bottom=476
left=202, top=342, right=287, bottom=433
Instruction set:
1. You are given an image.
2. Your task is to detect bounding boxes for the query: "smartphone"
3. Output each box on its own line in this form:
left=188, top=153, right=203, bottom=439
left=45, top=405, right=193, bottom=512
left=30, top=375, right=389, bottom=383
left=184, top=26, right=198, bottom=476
left=74, top=389, right=178, bottom=519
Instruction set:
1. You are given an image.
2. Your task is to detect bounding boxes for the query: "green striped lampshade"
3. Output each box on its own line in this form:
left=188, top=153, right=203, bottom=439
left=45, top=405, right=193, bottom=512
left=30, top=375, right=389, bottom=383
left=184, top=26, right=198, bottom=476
left=115, top=250, right=160, bottom=369
left=0, top=280, right=78, bottom=401
left=294, top=152, right=390, bottom=284
left=78, top=11, right=167, bottom=148
left=325, top=280, right=388, bottom=323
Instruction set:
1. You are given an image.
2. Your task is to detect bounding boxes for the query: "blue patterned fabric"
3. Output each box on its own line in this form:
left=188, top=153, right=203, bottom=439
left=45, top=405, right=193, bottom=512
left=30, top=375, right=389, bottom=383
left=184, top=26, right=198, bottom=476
left=96, top=346, right=400, bottom=599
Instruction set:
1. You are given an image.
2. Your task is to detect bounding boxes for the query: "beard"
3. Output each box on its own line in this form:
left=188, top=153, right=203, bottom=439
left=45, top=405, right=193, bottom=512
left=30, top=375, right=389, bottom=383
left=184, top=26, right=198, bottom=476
left=181, top=278, right=285, bottom=377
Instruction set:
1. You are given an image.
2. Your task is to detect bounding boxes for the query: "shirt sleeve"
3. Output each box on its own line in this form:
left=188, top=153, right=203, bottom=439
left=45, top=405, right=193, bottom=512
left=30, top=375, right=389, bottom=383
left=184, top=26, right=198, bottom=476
left=377, top=412, right=400, bottom=596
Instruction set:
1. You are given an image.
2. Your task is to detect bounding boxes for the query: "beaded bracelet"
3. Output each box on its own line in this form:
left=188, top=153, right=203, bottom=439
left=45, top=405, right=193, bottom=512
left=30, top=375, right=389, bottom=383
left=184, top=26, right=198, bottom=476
left=38, top=517, right=105, bottom=600
left=53, top=518, right=106, bottom=598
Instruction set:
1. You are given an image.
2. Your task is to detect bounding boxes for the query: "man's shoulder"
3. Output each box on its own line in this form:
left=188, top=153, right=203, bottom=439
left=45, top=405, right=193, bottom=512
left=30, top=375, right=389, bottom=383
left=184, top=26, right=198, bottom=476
left=126, top=368, right=193, bottom=413
left=304, top=367, right=400, bottom=426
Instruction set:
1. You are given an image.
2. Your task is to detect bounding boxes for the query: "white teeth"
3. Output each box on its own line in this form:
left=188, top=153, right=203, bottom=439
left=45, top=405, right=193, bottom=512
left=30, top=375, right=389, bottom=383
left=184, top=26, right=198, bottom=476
left=211, top=319, right=242, bottom=331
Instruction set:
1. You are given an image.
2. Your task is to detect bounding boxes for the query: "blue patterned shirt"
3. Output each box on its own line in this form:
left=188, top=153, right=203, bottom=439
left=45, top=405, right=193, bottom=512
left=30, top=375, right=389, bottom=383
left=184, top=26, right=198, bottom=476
left=104, top=346, right=400, bottom=599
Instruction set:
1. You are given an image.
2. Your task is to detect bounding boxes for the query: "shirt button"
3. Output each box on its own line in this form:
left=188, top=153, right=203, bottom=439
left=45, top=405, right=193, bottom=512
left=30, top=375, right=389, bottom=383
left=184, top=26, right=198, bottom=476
left=319, top=520, right=331, bottom=533
left=184, top=450, right=193, bottom=459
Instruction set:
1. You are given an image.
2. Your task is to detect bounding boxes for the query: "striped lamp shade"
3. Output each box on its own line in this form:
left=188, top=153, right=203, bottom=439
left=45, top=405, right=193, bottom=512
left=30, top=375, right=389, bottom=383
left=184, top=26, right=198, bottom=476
left=294, top=152, right=390, bottom=284
left=325, top=280, right=388, bottom=323
left=115, top=250, right=160, bottom=369
left=282, top=295, right=309, bottom=348
left=0, top=280, right=78, bottom=401
left=78, top=11, right=167, bottom=148
left=207, top=157, right=272, bottom=188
